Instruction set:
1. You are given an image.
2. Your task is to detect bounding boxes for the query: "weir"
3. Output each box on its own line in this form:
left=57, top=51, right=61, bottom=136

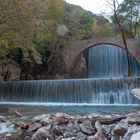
left=0, top=78, right=140, bottom=104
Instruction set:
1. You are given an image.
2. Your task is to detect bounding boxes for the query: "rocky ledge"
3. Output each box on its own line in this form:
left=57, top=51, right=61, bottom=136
left=0, top=112, right=140, bottom=140
left=131, top=88, right=140, bottom=100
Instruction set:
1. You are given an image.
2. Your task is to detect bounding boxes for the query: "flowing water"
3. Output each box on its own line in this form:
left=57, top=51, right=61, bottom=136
left=0, top=44, right=140, bottom=114
left=88, top=44, right=140, bottom=78
left=0, top=78, right=140, bottom=104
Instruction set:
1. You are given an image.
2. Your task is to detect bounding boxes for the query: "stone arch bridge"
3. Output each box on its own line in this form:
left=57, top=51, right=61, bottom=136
left=63, top=37, right=140, bottom=70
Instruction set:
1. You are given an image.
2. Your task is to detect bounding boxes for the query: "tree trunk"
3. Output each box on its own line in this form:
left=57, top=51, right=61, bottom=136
left=113, top=1, right=131, bottom=77
left=4, top=68, right=9, bottom=81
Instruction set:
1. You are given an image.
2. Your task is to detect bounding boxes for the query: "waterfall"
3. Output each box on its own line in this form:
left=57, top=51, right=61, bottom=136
left=0, top=44, right=140, bottom=105
left=88, top=44, right=140, bottom=78
left=0, top=78, right=140, bottom=104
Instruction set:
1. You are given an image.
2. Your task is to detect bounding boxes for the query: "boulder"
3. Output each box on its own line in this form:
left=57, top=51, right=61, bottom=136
left=76, top=115, right=88, bottom=123
left=52, top=126, right=63, bottom=137
left=123, top=125, right=140, bottom=140
left=76, top=132, right=87, bottom=140
left=40, top=117, right=53, bottom=125
left=79, top=120, right=95, bottom=135
left=95, top=121, right=104, bottom=132
left=61, top=122, right=80, bottom=137
left=131, top=132, right=140, bottom=140
left=127, top=113, right=140, bottom=125
left=112, top=120, right=128, bottom=137
left=0, top=116, right=7, bottom=122
left=27, top=123, right=42, bottom=132
left=55, top=113, right=72, bottom=125
left=87, top=131, right=107, bottom=140
left=32, top=126, right=51, bottom=140
left=96, top=115, right=125, bottom=125
left=131, top=88, right=140, bottom=100
left=33, top=114, right=51, bottom=122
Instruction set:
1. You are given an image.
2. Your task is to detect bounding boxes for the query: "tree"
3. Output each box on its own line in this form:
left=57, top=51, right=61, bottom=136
left=92, top=16, right=113, bottom=37
left=116, top=0, right=140, bottom=38
left=107, top=0, right=132, bottom=76
left=0, top=0, right=42, bottom=79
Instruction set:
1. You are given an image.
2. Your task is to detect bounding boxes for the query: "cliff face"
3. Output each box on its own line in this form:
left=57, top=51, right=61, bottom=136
left=71, top=54, right=87, bottom=78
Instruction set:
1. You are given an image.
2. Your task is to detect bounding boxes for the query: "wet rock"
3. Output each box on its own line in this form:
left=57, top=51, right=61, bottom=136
left=33, top=114, right=51, bottom=122
left=79, top=120, right=95, bottom=135
left=40, top=116, right=53, bottom=125
left=55, top=113, right=70, bottom=125
left=0, top=116, right=7, bottom=122
left=61, top=122, right=80, bottom=137
left=95, top=121, right=104, bottom=132
left=76, top=132, right=87, bottom=140
left=14, top=121, right=29, bottom=129
left=87, top=131, right=107, bottom=140
left=102, top=124, right=115, bottom=139
left=52, top=126, right=63, bottom=137
left=27, top=123, right=42, bottom=132
left=123, top=125, right=140, bottom=140
left=111, top=136, right=120, bottom=140
left=32, top=126, right=51, bottom=140
left=112, top=120, right=128, bottom=137
left=76, top=115, right=88, bottom=123
left=0, top=123, right=16, bottom=134
left=88, top=113, right=100, bottom=120
left=61, top=137, right=75, bottom=140
left=127, top=113, right=140, bottom=125
left=96, top=115, right=125, bottom=125
left=131, top=88, right=140, bottom=100
left=130, top=132, right=140, bottom=140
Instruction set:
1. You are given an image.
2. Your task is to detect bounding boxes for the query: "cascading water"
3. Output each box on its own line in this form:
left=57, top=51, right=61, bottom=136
left=0, top=78, right=140, bottom=104
left=88, top=44, right=140, bottom=78
left=0, top=44, right=140, bottom=105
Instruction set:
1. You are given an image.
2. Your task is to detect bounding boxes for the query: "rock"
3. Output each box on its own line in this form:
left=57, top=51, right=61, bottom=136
left=0, top=116, right=6, bottom=122
left=123, top=125, right=140, bottom=140
left=32, top=126, right=51, bottom=140
left=6, top=133, right=12, bottom=137
left=88, top=113, right=100, bottom=120
left=14, top=121, right=29, bottom=129
left=95, top=121, right=104, bottom=132
left=71, top=54, right=87, bottom=77
left=76, top=115, right=88, bottom=123
left=27, top=123, right=42, bottom=132
left=52, top=126, right=62, bottom=137
left=0, top=123, right=15, bottom=134
left=76, top=132, right=87, bottom=140
left=88, top=131, right=107, bottom=140
left=79, top=120, right=95, bottom=135
left=61, top=122, right=80, bottom=137
left=55, top=113, right=70, bottom=125
left=14, top=110, right=23, bottom=117
left=127, top=113, right=140, bottom=125
left=131, top=132, right=140, bottom=140
left=33, top=114, right=51, bottom=122
left=111, top=136, right=120, bottom=140
left=102, top=124, right=115, bottom=139
left=112, top=120, right=128, bottom=137
left=96, top=115, right=125, bottom=125
left=40, top=116, right=53, bottom=125
left=61, top=137, right=75, bottom=140
left=131, top=88, right=140, bottom=100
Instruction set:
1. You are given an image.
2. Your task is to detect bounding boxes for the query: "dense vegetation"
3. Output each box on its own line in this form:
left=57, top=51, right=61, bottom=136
left=0, top=0, right=140, bottom=80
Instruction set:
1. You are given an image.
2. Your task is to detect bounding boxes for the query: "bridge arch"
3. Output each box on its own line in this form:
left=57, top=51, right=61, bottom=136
left=70, top=42, right=139, bottom=71
left=63, top=37, right=140, bottom=70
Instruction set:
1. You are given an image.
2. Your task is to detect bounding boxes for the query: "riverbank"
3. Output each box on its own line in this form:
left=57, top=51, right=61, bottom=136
left=0, top=112, right=140, bottom=140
